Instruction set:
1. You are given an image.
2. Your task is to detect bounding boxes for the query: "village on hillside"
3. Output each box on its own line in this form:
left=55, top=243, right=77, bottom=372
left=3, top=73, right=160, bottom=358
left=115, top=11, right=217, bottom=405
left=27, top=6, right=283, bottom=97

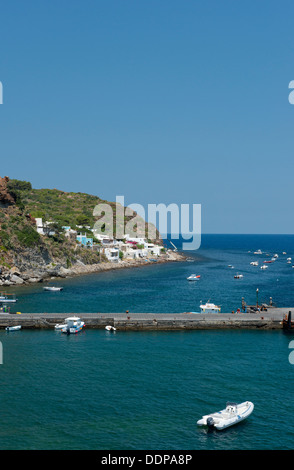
left=34, top=217, right=167, bottom=263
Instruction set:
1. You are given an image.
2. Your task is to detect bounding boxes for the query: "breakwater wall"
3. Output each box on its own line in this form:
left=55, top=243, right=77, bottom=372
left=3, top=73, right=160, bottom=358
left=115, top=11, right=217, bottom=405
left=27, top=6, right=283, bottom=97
left=0, top=309, right=289, bottom=330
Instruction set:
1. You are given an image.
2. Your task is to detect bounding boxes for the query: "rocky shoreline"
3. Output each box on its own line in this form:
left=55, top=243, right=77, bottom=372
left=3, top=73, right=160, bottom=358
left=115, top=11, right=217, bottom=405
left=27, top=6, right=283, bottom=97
left=0, top=250, right=186, bottom=287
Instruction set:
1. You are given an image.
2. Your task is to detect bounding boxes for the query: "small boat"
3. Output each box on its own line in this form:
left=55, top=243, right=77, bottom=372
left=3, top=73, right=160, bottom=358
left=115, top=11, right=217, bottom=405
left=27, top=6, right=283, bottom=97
left=43, top=286, right=63, bottom=292
left=254, top=249, right=262, bottom=255
left=54, top=322, right=67, bottom=330
left=5, top=325, right=21, bottom=331
left=227, top=265, right=234, bottom=268
left=0, top=293, right=17, bottom=303
left=273, top=254, right=278, bottom=258
left=250, top=261, right=258, bottom=266
left=186, top=258, right=195, bottom=262
left=105, top=325, right=116, bottom=331
left=197, top=401, right=254, bottom=431
left=55, top=316, right=85, bottom=334
left=264, top=260, right=273, bottom=264
left=260, top=265, right=268, bottom=270
left=187, top=274, right=201, bottom=281
left=234, top=274, right=243, bottom=279
left=200, top=302, right=221, bottom=313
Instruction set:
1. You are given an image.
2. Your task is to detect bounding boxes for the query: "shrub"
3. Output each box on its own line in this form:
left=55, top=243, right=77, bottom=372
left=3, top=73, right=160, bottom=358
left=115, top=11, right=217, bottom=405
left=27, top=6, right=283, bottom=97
left=7, top=179, right=32, bottom=192
left=16, top=225, right=40, bottom=247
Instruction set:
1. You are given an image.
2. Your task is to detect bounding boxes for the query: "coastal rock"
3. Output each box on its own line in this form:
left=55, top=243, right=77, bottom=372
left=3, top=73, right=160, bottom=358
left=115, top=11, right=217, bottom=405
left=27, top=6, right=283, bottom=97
left=10, top=274, right=24, bottom=285
left=0, top=176, right=16, bottom=207
left=27, top=277, right=42, bottom=283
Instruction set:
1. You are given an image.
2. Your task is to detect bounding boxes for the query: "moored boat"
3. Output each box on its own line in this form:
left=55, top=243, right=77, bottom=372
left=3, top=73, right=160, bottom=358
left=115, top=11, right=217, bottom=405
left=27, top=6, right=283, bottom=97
left=0, top=293, right=17, bottom=303
left=43, top=286, right=63, bottom=291
left=197, top=401, right=254, bottom=430
left=234, top=274, right=243, bottom=279
left=105, top=325, right=116, bottom=331
left=5, top=325, right=21, bottom=331
left=55, top=316, right=85, bottom=334
left=200, top=302, right=221, bottom=313
left=187, top=274, right=201, bottom=281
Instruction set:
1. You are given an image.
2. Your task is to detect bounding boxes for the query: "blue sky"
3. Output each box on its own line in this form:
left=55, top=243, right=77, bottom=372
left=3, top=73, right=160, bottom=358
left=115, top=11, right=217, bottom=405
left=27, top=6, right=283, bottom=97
left=0, top=0, right=294, bottom=234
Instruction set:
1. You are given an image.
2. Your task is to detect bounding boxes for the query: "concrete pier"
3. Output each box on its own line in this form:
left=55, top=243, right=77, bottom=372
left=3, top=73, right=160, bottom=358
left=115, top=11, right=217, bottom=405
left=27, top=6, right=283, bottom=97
left=0, top=308, right=290, bottom=330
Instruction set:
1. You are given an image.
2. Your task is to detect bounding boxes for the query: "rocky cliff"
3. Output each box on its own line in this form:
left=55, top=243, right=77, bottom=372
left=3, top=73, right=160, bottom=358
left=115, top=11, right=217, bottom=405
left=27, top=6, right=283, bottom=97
left=0, top=177, right=182, bottom=287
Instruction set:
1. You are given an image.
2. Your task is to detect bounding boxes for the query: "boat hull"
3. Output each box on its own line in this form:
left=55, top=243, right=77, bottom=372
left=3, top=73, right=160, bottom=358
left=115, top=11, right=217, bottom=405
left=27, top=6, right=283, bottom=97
left=5, top=326, right=22, bottom=331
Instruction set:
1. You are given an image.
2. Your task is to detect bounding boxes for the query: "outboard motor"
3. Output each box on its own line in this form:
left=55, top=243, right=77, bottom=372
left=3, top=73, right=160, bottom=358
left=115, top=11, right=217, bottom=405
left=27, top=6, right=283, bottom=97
left=207, top=417, right=215, bottom=429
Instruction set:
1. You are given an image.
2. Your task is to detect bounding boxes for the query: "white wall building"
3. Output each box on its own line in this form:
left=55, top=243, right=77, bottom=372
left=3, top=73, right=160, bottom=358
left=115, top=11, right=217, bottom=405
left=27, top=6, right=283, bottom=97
left=104, top=247, right=120, bottom=262
left=35, top=218, right=55, bottom=236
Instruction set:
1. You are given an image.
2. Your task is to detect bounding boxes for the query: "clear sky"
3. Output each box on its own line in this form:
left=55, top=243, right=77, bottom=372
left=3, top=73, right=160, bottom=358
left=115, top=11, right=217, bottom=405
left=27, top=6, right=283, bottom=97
left=0, top=0, right=294, bottom=234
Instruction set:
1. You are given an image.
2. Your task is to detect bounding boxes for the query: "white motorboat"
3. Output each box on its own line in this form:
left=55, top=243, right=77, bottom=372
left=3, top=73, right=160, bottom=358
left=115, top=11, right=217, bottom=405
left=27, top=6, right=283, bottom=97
left=200, top=302, right=221, bottom=313
left=187, top=274, right=201, bottom=281
left=197, top=401, right=254, bottom=431
left=105, top=325, right=116, bottom=331
left=43, top=286, right=63, bottom=291
left=250, top=261, right=259, bottom=266
left=0, top=293, right=17, bottom=303
left=254, top=249, right=262, bottom=255
left=5, top=325, right=21, bottom=331
left=55, top=316, right=85, bottom=334
left=260, top=265, right=268, bottom=270
left=234, top=274, right=243, bottom=279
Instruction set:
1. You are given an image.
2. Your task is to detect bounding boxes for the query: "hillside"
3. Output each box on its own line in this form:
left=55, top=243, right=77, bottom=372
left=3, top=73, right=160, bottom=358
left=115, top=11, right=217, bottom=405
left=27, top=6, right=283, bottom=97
left=0, top=177, right=177, bottom=287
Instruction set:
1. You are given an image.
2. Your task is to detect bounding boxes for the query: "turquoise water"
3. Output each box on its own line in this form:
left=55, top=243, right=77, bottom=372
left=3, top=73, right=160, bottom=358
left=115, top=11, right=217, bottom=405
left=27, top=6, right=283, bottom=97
left=1, top=235, right=294, bottom=450
left=1, top=329, right=294, bottom=450
left=10, top=234, right=294, bottom=315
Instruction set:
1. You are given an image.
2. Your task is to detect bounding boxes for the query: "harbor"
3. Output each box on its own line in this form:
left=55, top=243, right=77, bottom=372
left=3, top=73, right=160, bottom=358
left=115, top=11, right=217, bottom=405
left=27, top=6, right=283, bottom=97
left=0, top=308, right=290, bottom=330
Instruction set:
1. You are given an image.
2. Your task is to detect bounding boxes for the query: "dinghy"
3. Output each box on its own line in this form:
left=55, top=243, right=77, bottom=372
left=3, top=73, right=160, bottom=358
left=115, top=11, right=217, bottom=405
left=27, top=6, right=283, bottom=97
left=5, top=325, right=22, bottom=331
left=105, top=325, right=116, bottom=331
left=197, top=401, right=254, bottom=430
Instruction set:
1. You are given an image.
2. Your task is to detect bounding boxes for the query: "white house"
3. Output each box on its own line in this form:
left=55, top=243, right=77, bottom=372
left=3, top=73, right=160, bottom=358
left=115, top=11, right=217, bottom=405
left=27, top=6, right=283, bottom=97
left=35, top=218, right=56, bottom=236
left=104, top=247, right=120, bottom=262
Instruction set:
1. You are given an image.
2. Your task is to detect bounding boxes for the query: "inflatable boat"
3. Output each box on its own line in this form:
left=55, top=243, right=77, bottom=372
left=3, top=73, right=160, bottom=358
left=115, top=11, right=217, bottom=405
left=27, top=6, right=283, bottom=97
left=197, top=401, right=254, bottom=430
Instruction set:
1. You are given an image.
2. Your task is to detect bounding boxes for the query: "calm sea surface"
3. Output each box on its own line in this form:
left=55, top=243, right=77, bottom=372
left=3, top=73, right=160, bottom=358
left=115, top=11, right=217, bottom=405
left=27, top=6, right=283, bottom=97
left=1, top=234, right=294, bottom=450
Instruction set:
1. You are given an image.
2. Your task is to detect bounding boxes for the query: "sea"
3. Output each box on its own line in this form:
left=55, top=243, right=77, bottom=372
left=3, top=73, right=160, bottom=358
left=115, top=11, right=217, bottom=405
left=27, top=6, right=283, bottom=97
left=1, top=234, right=294, bottom=451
